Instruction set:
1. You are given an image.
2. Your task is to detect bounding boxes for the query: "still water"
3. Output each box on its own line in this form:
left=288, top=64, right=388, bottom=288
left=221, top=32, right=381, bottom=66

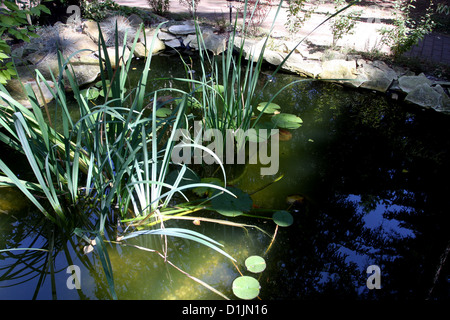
left=1, top=54, right=449, bottom=300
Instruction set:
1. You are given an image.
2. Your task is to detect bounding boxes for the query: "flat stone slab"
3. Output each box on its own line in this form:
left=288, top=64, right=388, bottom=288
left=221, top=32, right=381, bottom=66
left=398, top=73, right=433, bottom=93
left=168, top=24, right=197, bottom=35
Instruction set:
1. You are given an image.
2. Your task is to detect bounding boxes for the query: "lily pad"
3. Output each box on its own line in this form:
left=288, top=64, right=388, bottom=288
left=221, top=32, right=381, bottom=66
left=156, top=107, right=172, bottom=118
left=232, top=276, right=260, bottom=300
left=271, top=113, right=303, bottom=129
left=245, top=255, right=266, bottom=273
left=192, top=177, right=223, bottom=197
left=80, top=88, right=100, bottom=100
left=272, top=210, right=294, bottom=227
left=257, top=102, right=281, bottom=114
left=210, top=187, right=252, bottom=217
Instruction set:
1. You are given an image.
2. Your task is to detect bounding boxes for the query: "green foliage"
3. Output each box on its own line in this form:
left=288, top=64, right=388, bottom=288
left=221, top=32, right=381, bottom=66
left=210, top=187, right=253, bottom=217
left=272, top=210, right=294, bottom=227
left=329, top=0, right=362, bottom=47
left=257, top=101, right=280, bottom=114
left=245, top=255, right=266, bottom=273
left=0, top=0, right=49, bottom=84
left=379, top=0, right=436, bottom=56
left=147, top=0, right=170, bottom=15
left=178, top=0, right=201, bottom=16
left=0, top=47, right=15, bottom=84
left=285, top=0, right=316, bottom=35
left=232, top=275, right=260, bottom=299
left=81, top=0, right=121, bottom=21
left=232, top=255, right=266, bottom=299
left=271, top=113, right=303, bottom=129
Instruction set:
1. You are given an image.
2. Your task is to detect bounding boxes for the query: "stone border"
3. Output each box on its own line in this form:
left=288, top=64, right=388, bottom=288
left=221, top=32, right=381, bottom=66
left=5, top=16, right=450, bottom=114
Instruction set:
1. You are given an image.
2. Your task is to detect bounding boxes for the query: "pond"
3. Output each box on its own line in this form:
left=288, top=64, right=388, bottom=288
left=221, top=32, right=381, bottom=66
left=1, top=53, right=450, bottom=300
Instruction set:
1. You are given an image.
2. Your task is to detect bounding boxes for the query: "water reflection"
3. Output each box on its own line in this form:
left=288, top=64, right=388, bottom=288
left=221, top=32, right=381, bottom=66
left=1, top=55, right=450, bottom=300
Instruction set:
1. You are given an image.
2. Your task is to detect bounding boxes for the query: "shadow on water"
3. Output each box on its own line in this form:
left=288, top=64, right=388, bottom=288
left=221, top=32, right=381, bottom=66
left=1, top=55, right=450, bottom=300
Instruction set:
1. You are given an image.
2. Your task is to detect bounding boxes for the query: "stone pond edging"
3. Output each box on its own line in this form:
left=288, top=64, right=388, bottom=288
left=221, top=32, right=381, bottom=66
left=4, top=16, right=450, bottom=114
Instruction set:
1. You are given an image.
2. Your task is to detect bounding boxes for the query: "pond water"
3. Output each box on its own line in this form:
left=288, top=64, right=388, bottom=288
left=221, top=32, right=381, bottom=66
left=1, top=54, right=450, bottom=300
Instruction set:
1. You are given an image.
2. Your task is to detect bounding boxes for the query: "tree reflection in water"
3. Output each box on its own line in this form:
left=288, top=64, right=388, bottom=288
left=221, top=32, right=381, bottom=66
left=254, top=81, right=450, bottom=300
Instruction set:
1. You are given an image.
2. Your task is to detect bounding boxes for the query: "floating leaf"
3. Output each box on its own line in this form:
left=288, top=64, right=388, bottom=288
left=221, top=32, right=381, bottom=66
left=232, top=276, right=260, bottom=300
left=257, top=102, right=281, bottom=114
left=193, top=177, right=223, bottom=197
left=245, top=255, right=266, bottom=273
left=210, top=187, right=252, bottom=217
left=80, top=88, right=100, bottom=100
left=271, top=113, right=303, bottom=129
left=272, top=210, right=294, bottom=227
left=156, top=107, right=172, bottom=118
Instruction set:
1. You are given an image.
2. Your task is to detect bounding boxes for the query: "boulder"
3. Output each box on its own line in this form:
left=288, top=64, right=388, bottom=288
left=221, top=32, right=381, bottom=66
left=102, top=47, right=132, bottom=68
left=82, top=20, right=101, bottom=44
left=432, top=85, right=450, bottom=113
left=4, top=67, right=56, bottom=108
left=281, top=54, right=322, bottom=78
left=133, top=29, right=166, bottom=58
left=158, top=31, right=178, bottom=41
left=165, top=38, right=183, bottom=48
left=356, top=60, right=398, bottom=92
left=184, top=29, right=226, bottom=55
left=201, top=30, right=227, bottom=55
left=398, top=73, right=432, bottom=93
left=168, top=23, right=197, bottom=35
left=318, top=59, right=357, bottom=80
left=404, top=83, right=442, bottom=109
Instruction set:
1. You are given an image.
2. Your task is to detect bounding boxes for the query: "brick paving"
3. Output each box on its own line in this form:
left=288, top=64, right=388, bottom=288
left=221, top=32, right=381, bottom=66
left=404, top=33, right=450, bottom=65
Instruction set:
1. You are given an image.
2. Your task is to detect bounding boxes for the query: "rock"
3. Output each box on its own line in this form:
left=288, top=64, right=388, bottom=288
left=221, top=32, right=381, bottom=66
left=432, top=85, right=450, bottom=113
left=103, top=47, right=132, bottom=68
left=158, top=31, right=177, bottom=41
left=82, top=20, right=101, bottom=44
left=133, top=29, right=165, bottom=57
left=232, top=37, right=267, bottom=62
left=168, top=23, right=197, bottom=35
left=33, top=52, right=100, bottom=87
left=185, top=29, right=226, bottom=55
left=127, top=14, right=143, bottom=29
left=357, top=60, right=398, bottom=92
left=318, top=59, right=357, bottom=80
left=281, top=54, right=322, bottom=78
left=165, top=38, right=182, bottom=48
left=4, top=67, right=56, bottom=108
left=398, top=73, right=432, bottom=93
left=263, top=50, right=285, bottom=66
left=202, top=30, right=227, bottom=55
left=405, top=83, right=442, bottom=109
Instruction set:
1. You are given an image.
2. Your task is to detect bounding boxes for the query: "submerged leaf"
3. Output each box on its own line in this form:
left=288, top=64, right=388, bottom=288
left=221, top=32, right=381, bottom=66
left=232, top=276, right=260, bottom=300
left=192, top=177, right=223, bottom=197
left=210, top=187, right=252, bottom=217
left=245, top=255, right=266, bottom=273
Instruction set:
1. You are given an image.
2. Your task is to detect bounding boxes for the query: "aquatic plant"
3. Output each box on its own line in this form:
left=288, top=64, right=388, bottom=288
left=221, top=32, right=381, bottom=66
left=0, top=21, right=236, bottom=299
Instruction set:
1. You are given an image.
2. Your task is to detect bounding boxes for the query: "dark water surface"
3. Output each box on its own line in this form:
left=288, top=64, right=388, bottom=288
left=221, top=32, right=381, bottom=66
left=1, top=54, right=449, bottom=300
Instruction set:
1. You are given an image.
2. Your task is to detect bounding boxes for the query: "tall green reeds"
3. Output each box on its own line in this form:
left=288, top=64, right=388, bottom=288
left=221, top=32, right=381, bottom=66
left=0, top=20, right=236, bottom=299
